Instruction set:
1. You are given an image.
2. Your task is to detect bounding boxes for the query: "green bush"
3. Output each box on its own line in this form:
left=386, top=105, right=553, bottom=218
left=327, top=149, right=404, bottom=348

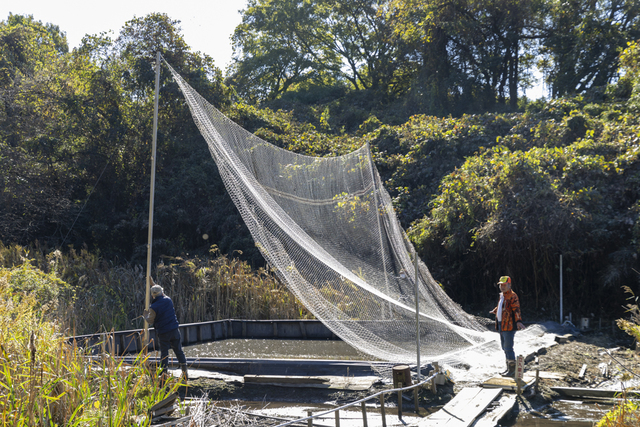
left=408, top=111, right=640, bottom=314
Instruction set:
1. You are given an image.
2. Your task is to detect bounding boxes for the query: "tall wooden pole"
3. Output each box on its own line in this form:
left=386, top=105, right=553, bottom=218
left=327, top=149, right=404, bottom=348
left=144, top=51, right=161, bottom=346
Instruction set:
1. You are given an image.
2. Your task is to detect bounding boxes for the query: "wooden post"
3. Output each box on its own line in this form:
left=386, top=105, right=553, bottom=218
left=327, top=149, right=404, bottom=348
left=361, top=401, right=368, bottom=427
left=379, top=395, right=387, bottom=427
left=398, top=390, right=403, bottom=419
left=414, top=388, right=419, bottom=414
left=430, top=361, right=439, bottom=393
left=392, top=365, right=411, bottom=388
left=578, top=364, right=587, bottom=379
left=335, top=409, right=340, bottom=427
left=516, top=355, right=524, bottom=395
left=535, top=369, right=540, bottom=394
left=307, top=410, right=313, bottom=427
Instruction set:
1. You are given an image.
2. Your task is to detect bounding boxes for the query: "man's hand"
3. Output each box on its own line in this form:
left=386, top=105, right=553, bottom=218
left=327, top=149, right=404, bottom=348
left=517, top=321, right=525, bottom=330
left=489, top=308, right=497, bottom=315
left=143, top=308, right=156, bottom=325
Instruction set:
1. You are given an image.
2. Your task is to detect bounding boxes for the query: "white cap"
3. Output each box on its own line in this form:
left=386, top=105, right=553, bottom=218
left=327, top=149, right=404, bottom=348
left=150, top=285, right=163, bottom=297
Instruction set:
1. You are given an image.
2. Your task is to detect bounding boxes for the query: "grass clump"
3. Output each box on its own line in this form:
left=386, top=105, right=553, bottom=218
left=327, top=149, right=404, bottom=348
left=0, top=265, right=180, bottom=426
left=597, top=399, right=640, bottom=427
left=596, top=286, right=640, bottom=427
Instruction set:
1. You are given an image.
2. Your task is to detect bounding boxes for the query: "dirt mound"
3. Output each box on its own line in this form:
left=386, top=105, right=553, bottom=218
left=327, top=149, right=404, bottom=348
left=534, top=329, right=640, bottom=390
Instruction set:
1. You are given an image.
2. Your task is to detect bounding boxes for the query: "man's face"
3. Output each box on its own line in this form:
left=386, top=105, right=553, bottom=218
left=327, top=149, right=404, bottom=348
left=499, top=281, right=511, bottom=293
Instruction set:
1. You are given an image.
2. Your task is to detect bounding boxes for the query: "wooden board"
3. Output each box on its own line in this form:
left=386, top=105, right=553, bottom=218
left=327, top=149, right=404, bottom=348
left=579, top=364, right=588, bottom=379
left=471, top=394, right=516, bottom=427
left=482, top=376, right=535, bottom=391
left=243, top=374, right=378, bottom=390
left=550, top=387, right=640, bottom=399
left=418, top=387, right=502, bottom=426
left=555, top=333, right=574, bottom=343
left=171, top=368, right=243, bottom=383
left=149, top=392, right=178, bottom=412
left=536, top=371, right=566, bottom=380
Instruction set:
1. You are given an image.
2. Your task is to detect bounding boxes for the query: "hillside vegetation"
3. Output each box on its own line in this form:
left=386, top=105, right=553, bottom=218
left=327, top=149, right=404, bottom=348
left=1, top=9, right=640, bottom=324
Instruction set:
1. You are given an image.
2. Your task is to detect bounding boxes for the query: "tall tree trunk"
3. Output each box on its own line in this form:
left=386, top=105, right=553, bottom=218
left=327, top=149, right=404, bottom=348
left=509, top=42, right=519, bottom=108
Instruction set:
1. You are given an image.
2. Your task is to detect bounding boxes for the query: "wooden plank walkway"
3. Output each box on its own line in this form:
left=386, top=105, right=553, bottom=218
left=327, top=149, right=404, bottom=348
left=417, top=387, right=502, bottom=426
left=470, top=393, right=516, bottom=427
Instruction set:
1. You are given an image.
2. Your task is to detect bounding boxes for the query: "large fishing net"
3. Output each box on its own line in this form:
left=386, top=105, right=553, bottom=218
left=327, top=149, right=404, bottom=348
left=166, top=62, right=557, bottom=378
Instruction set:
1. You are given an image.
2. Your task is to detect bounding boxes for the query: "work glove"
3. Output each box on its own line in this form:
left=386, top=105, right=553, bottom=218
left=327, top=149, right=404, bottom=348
left=143, top=308, right=156, bottom=325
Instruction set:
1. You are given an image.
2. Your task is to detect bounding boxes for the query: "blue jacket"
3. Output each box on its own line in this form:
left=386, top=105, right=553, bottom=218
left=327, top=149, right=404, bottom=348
left=149, top=294, right=180, bottom=334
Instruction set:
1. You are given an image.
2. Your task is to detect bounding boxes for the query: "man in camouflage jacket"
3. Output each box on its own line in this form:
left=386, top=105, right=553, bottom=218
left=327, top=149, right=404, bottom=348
left=490, top=276, right=525, bottom=377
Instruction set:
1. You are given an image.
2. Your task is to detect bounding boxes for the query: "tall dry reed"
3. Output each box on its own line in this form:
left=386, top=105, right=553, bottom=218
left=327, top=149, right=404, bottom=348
left=0, top=242, right=312, bottom=336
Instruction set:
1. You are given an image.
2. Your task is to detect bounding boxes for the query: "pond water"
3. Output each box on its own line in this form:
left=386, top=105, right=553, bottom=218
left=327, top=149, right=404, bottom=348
left=512, top=399, right=608, bottom=426
left=183, top=338, right=367, bottom=360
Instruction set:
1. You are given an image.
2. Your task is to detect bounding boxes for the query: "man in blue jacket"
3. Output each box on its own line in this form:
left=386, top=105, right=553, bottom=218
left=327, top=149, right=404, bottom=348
left=143, top=278, right=188, bottom=380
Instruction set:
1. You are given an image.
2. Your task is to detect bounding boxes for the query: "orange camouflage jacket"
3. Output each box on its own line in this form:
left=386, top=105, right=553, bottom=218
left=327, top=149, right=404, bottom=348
left=494, top=290, right=523, bottom=332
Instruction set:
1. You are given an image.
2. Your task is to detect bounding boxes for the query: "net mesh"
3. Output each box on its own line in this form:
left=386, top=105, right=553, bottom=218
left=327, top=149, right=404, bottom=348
left=166, top=62, right=557, bottom=377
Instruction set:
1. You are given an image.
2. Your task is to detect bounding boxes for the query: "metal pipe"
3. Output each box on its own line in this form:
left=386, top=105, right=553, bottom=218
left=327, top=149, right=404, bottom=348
left=414, top=248, right=420, bottom=383
left=360, top=402, right=368, bottom=427
left=560, top=254, right=563, bottom=323
left=144, top=51, right=161, bottom=346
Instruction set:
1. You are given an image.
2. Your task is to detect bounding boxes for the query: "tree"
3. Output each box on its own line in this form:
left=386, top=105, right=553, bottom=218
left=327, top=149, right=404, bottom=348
left=228, top=0, right=399, bottom=102
left=72, top=13, right=235, bottom=259
left=0, top=12, right=239, bottom=261
left=0, top=14, right=77, bottom=244
left=389, top=0, right=544, bottom=114
left=542, top=0, right=640, bottom=97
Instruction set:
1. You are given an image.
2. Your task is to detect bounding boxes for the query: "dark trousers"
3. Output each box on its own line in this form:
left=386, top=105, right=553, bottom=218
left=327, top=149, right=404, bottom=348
left=497, top=322, right=516, bottom=360
left=158, top=328, right=187, bottom=372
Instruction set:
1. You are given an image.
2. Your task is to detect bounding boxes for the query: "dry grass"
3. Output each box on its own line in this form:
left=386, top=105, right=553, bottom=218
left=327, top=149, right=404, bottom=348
left=0, top=242, right=312, bottom=336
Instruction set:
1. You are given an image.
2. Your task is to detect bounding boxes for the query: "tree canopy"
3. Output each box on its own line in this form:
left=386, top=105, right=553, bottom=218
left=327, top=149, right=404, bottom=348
left=228, top=0, right=639, bottom=118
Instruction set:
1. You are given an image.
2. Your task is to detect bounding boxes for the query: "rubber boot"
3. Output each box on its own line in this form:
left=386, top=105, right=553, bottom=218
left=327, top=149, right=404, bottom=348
left=501, top=360, right=516, bottom=378
left=180, top=363, right=189, bottom=381
left=499, top=359, right=510, bottom=376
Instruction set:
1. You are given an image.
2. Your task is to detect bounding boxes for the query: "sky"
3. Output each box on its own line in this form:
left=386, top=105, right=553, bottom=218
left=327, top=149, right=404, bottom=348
left=1, top=0, right=248, bottom=71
